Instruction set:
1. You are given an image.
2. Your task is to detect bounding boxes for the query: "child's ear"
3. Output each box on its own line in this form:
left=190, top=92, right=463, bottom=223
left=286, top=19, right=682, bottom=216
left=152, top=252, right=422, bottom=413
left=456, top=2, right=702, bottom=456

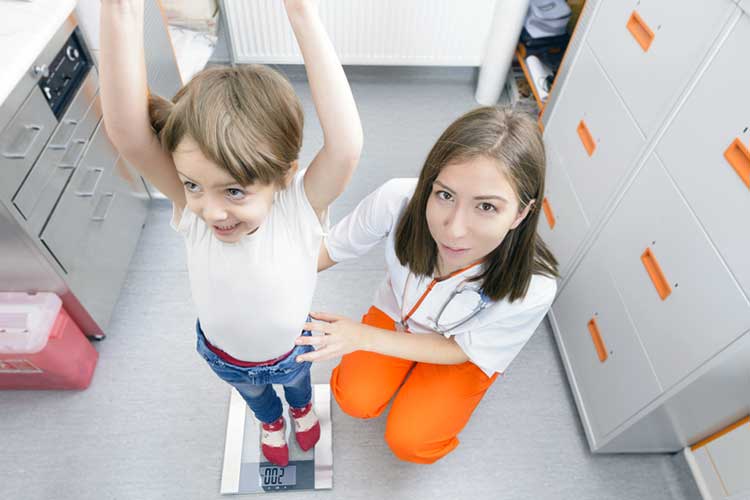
left=510, top=199, right=535, bottom=230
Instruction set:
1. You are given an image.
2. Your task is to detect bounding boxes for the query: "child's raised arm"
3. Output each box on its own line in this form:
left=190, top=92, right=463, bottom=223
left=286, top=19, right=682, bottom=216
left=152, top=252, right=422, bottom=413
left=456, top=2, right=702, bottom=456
left=283, top=0, right=363, bottom=216
left=99, top=0, right=186, bottom=207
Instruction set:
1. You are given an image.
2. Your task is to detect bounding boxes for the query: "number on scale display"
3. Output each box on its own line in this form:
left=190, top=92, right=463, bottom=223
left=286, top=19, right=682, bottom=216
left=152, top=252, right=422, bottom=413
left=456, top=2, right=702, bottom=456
left=259, top=465, right=297, bottom=487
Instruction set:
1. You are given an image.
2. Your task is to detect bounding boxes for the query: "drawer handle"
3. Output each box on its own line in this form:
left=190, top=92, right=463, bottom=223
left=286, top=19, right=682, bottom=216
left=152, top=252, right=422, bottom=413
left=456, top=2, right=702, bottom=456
left=49, top=119, right=79, bottom=150
left=641, top=247, right=672, bottom=300
left=3, top=125, right=43, bottom=159
left=626, top=11, right=655, bottom=52
left=92, top=192, right=115, bottom=221
left=577, top=120, right=596, bottom=156
left=75, top=167, right=104, bottom=197
left=724, top=137, right=750, bottom=189
left=542, top=197, right=556, bottom=229
left=587, top=318, right=608, bottom=363
left=59, top=139, right=88, bottom=168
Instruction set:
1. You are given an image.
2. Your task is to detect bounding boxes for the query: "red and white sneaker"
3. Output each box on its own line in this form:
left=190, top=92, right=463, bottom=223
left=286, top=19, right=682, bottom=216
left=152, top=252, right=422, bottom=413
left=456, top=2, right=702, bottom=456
left=261, top=416, right=289, bottom=466
left=289, top=402, right=320, bottom=452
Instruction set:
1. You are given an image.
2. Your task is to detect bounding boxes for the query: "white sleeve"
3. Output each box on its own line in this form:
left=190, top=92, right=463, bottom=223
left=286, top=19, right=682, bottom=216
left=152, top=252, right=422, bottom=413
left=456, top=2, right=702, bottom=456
left=324, top=178, right=417, bottom=262
left=276, top=168, right=329, bottom=253
left=453, top=277, right=557, bottom=377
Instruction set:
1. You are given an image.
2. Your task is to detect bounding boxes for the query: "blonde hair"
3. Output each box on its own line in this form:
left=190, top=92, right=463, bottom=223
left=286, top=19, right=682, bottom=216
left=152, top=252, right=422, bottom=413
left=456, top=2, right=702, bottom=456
left=395, top=106, right=559, bottom=302
left=148, top=64, right=304, bottom=186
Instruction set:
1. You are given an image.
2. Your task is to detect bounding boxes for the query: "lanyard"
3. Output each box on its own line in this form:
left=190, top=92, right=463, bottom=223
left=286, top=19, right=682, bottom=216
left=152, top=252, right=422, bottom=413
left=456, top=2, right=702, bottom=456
left=398, top=261, right=483, bottom=332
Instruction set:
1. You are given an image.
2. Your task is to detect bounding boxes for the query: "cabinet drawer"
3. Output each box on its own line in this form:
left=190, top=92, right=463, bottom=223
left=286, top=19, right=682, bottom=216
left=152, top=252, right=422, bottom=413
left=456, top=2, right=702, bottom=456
left=552, top=241, right=661, bottom=439
left=656, top=10, right=750, bottom=302
left=0, top=87, right=57, bottom=200
left=538, top=144, right=590, bottom=277
left=47, top=70, right=99, bottom=150
left=598, top=154, right=750, bottom=389
left=63, top=156, right=149, bottom=330
left=587, top=0, right=736, bottom=136
left=13, top=94, right=103, bottom=233
left=543, top=43, right=645, bottom=225
left=692, top=417, right=750, bottom=499
left=40, top=120, right=118, bottom=272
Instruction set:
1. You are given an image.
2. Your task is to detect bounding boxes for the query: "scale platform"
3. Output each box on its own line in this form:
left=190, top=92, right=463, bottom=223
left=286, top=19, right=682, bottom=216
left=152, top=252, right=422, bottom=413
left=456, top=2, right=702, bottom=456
left=220, top=384, right=332, bottom=494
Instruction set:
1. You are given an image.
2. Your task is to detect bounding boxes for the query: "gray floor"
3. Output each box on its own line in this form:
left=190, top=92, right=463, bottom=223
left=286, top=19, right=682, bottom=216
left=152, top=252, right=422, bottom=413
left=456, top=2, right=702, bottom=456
left=0, top=69, right=702, bottom=500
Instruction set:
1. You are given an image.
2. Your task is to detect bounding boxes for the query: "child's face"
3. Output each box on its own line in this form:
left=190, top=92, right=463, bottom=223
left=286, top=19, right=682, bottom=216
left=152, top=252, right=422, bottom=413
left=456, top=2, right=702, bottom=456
left=425, top=156, right=533, bottom=276
left=173, top=137, right=279, bottom=243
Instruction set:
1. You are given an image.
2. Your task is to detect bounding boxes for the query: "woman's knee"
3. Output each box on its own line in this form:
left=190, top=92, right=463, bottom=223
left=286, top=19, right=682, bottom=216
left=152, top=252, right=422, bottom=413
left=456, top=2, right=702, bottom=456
left=384, top=416, right=459, bottom=464
left=330, top=365, right=387, bottom=419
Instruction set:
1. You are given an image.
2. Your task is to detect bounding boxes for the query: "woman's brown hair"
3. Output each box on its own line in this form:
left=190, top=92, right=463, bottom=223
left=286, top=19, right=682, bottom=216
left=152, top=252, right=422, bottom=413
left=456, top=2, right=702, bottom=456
left=148, top=64, right=304, bottom=186
left=394, top=106, right=559, bottom=302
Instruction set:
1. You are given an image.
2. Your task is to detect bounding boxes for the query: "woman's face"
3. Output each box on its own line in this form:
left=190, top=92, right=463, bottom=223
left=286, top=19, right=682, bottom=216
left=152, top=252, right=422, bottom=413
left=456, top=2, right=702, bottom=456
left=173, top=136, right=281, bottom=243
left=426, top=156, right=533, bottom=276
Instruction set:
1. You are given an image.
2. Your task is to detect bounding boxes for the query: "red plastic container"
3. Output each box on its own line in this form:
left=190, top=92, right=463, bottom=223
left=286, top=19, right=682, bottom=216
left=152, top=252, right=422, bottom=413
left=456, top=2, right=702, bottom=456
left=0, top=293, right=98, bottom=390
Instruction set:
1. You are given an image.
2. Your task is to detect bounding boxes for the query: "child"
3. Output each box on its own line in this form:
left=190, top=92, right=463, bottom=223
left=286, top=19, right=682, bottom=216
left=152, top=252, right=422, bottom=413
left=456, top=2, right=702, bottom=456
left=100, top=0, right=362, bottom=467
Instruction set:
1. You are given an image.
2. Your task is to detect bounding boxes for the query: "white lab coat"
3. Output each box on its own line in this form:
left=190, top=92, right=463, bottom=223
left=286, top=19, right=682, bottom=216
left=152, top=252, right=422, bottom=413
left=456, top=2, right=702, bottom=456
left=324, top=179, right=557, bottom=376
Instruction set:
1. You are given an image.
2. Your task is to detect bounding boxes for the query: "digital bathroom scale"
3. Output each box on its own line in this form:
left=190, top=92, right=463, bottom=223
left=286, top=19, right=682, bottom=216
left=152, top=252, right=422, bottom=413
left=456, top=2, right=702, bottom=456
left=220, top=384, right=333, bottom=494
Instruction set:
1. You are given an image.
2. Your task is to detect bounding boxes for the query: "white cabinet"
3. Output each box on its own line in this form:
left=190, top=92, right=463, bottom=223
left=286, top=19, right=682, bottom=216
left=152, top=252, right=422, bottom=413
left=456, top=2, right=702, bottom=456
left=551, top=240, right=661, bottom=440
left=689, top=418, right=750, bottom=499
left=656, top=10, right=750, bottom=300
left=541, top=0, right=750, bottom=454
left=538, top=144, right=590, bottom=277
left=587, top=0, right=736, bottom=136
left=543, top=43, right=645, bottom=225
left=598, top=155, right=750, bottom=389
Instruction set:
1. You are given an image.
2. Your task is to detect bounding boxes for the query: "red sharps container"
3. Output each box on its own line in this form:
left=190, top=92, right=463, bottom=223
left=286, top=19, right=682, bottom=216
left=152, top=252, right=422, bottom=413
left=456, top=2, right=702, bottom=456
left=0, top=292, right=98, bottom=390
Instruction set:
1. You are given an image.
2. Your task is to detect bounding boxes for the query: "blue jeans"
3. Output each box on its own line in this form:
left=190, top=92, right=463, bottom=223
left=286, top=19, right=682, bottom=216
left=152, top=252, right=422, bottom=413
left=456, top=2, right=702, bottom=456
left=195, top=320, right=315, bottom=424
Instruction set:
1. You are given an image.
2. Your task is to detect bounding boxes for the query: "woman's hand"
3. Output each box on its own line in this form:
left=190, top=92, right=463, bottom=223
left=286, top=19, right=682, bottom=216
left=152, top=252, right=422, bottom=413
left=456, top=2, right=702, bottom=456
left=296, top=312, right=369, bottom=362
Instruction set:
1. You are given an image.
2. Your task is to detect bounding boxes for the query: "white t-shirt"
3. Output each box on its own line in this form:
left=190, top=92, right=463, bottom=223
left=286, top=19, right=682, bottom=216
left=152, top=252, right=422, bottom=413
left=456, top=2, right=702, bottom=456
left=171, top=169, right=326, bottom=361
left=324, top=178, right=557, bottom=377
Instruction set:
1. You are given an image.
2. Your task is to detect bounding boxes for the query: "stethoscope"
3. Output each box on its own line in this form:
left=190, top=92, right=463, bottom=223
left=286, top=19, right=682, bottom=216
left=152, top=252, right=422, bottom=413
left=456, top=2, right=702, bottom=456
left=397, top=267, right=491, bottom=336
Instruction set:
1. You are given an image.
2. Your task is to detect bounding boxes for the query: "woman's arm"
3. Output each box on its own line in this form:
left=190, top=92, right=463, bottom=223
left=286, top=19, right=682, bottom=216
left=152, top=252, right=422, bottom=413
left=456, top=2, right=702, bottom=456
left=100, top=0, right=186, bottom=206
left=297, top=312, right=470, bottom=364
left=283, top=0, right=363, bottom=216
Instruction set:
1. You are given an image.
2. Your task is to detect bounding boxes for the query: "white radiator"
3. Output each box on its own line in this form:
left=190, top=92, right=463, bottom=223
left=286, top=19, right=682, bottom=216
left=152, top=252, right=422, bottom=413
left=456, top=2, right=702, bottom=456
left=222, top=0, right=499, bottom=66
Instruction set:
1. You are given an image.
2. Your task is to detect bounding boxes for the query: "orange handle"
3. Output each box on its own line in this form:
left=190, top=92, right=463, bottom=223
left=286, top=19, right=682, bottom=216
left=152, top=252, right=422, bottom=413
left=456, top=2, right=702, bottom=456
left=627, top=11, right=655, bottom=52
left=542, top=197, right=556, bottom=229
left=577, top=120, right=596, bottom=156
left=587, top=318, right=608, bottom=363
left=724, top=138, right=750, bottom=189
left=641, top=248, right=672, bottom=300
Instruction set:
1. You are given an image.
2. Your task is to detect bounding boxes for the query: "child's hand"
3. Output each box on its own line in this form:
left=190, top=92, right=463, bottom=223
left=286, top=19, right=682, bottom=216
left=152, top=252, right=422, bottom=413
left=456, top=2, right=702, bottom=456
left=296, top=312, right=367, bottom=362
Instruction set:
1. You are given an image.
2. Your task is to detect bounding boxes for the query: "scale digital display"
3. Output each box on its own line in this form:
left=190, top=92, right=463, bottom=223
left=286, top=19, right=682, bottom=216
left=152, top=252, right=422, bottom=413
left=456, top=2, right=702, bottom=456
left=259, top=465, right=297, bottom=489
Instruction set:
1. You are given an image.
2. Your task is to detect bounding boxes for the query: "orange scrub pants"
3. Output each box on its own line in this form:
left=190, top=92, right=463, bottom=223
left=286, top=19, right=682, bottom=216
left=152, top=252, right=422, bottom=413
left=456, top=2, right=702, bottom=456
left=330, top=306, right=499, bottom=464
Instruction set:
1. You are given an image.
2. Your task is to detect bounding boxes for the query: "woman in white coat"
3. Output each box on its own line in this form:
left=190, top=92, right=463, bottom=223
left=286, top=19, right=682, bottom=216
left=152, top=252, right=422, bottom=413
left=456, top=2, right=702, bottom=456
left=297, top=106, right=559, bottom=463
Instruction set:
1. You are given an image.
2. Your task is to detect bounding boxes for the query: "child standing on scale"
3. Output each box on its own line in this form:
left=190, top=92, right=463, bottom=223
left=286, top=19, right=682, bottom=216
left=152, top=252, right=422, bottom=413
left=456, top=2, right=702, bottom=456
left=100, top=0, right=362, bottom=466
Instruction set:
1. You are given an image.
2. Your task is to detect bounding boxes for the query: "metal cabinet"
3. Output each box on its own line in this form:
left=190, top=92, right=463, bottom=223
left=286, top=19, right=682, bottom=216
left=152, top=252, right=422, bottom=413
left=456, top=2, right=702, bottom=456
left=656, top=10, right=750, bottom=301
left=62, top=156, right=149, bottom=330
left=0, top=8, right=179, bottom=337
left=587, top=0, right=736, bottom=136
left=14, top=81, right=102, bottom=234
left=538, top=144, right=590, bottom=277
left=543, top=0, right=750, bottom=453
left=0, top=87, right=57, bottom=200
left=543, top=43, right=645, bottom=225
left=690, top=418, right=750, bottom=499
left=39, top=119, right=149, bottom=330
left=41, top=120, right=119, bottom=272
left=551, top=239, right=661, bottom=440
left=598, top=154, right=750, bottom=389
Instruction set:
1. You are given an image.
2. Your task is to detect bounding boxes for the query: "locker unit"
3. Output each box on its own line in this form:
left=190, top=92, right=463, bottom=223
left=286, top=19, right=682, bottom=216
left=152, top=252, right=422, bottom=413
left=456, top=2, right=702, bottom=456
left=689, top=418, right=750, bottom=499
left=541, top=0, right=750, bottom=453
